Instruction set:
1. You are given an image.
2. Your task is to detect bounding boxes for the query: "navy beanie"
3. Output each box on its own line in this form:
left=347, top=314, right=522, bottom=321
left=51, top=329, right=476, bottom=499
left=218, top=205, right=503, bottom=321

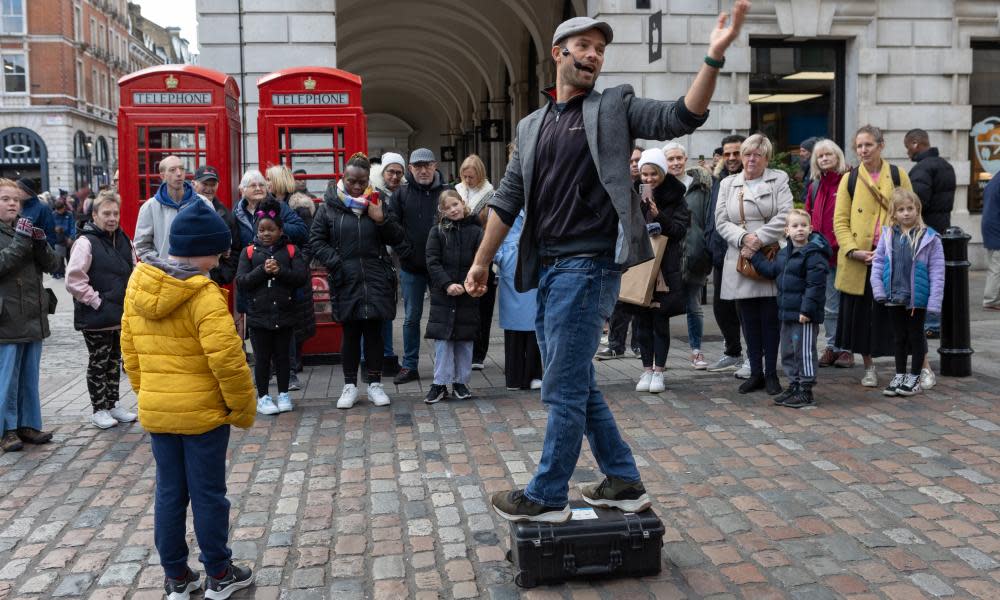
left=168, top=200, right=232, bottom=257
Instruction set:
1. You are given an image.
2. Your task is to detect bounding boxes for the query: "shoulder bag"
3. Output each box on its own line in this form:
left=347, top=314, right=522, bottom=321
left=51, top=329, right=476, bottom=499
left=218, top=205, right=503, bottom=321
left=734, top=187, right=779, bottom=281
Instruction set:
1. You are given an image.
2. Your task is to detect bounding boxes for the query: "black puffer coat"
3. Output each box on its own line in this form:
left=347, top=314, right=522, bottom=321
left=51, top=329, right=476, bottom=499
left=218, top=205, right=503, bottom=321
left=390, top=171, right=451, bottom=275
left=750, top=232, right=831, bottom=323
left=645, top=175, right=690, bottom=317
left=909, top=147, right=956, bottom=233
left=0, top=219, right=58, bottom=343
left=235, top=235, right=309, bottom=330
left=310, top=190, right=405, bottom=322
left=424, top=216, right=482, bottom=341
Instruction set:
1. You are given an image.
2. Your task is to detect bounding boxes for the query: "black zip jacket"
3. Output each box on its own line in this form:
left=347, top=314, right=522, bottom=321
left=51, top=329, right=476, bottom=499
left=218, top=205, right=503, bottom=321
left=235, top=235, right=309, bottom=330
left=389, top=172, right=451, bottom=275
left=424, top=215, right=483, bottom=341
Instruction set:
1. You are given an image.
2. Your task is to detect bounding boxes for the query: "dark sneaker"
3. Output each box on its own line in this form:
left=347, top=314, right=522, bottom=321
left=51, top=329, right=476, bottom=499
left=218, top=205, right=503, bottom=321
left=16, top=427, right=52, bottom=444
left=774, top=381, right=800, bottom=406
left=738, top=374, right=765, bottom=394
left=382, top=356, right=401, bottom=377
left=424, top=384, right=448, bottom=404
left=0, top=431, right=22, bottom=452
left=883, top=374, right=905, bottom=397
left=818, top=347, right=835, bottom=367
left=594, top=348, right=624, bottom=361
left=287, top=373, right=302, bottom=391
left=764, top=373, right=783, bottom=396
left=452, top=383, right=472, bottom=400
left=204, top=562, right=253, bottom=600
left=895, top=374, right=922, bottom=397
left=925, top=329, right=940, bottom=340
left=491, top=490, right=570, bottom=523
left=783, top=388, right=815, bottom=409
left=580, top=477, right=652, bottom=512
left=833, top=351, right=855, bottom=368
left=393, top=368, right=420, bottom=385
left=164, top=569, right=200, bottom=600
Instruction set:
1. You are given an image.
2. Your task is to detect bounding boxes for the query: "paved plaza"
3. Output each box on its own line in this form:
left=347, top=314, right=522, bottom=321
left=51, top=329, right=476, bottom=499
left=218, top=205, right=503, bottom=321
left=2, top=274, right=1000, bottom=599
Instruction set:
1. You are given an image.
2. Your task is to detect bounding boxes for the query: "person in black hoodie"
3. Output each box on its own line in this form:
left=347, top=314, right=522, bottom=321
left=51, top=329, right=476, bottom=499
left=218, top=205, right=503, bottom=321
left=423, top=190, right=483, bottom=404
left=388, top=148, right=451, bottom=384
left=310, top=154, right=405, bottom=410
left=236, top=198, right=309, bottom=417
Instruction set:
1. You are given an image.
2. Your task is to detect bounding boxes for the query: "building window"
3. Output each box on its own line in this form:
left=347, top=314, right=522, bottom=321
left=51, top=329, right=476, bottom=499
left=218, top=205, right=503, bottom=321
left=90, top=17, right=97, bottom=48
left=73, top=5, right=82, bottom=41
left=91, top=67, right=97, bottom=105
left=75, top=59, right=83, bottom=102
left=750, top=40, right=846, bottom=151
left=1, top=0, right=24, bottom=34
left=74, top=131, right=92, bottom=191
left=970, top=42, right=1000, bottom=214
left=2, top=53, right=26, bottom=93
left=93, top=136, right=109, bottom=188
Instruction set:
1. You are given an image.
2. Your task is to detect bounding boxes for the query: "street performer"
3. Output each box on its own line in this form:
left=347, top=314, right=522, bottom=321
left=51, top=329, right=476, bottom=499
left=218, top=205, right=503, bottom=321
left=465, top=1, right=751, bottom=523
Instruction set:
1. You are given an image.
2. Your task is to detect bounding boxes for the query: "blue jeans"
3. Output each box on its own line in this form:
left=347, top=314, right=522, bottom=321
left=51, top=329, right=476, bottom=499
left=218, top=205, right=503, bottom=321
left=685, top=282, right=704, bottom=351
left=525, top=257, right=641, bottom=507
left=925, top=311, right=940, bottom=333
left=151, top=426, right=232, bottom=579
left=824, top=267, right=843, bottom=351
left=400, top=269, right=429, bottom=370
left=433, top=340, right=473, bottom=385
left=0, top=341, right=43, bottom=432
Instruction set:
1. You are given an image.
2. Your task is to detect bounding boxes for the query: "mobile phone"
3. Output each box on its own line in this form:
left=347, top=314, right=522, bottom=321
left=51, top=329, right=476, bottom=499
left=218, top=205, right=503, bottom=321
left=699, top=154, right=705, bottom=161
left=369, top=190, right=379, bottom=205
left=639, top=183, right=652, bottom=202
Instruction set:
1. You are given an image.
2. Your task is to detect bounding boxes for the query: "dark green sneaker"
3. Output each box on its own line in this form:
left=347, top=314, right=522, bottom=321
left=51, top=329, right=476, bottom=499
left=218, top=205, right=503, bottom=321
left=491, top=490, right=571, bottom=523
left=580, top=477, right=651, bottom=512
left=774, top=381, right=800, bottom=406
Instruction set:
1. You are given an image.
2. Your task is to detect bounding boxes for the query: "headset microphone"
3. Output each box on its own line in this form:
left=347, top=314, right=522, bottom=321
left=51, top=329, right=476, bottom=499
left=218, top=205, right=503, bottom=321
left=560, top=47, right=589, bottom=72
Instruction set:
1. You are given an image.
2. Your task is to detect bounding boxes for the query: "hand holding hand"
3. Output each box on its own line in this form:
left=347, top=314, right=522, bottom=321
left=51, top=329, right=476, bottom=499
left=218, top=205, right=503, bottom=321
left=798, top=314, right=810, bottom=324
left=708, top=0, right=751, bottom=60
left=740, top=246, right=756, bottom=259
left=14, top=217, right=33, bottom=238
left=742, top=232, right=762, bottom=251
left=447, top=283, right=465, bottom=296
left=464, top=264, right=488, bottom=297
left=851, top=250, right=873, bottom=264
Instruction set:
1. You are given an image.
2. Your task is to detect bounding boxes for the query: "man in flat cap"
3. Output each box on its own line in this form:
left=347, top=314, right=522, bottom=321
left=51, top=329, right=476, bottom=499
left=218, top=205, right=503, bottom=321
left=467, top=1, right=751, bottom=522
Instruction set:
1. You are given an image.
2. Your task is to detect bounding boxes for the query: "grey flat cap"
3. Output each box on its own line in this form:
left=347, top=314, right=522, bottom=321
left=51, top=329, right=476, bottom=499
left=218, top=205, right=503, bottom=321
left=552, top=16, right=614, bottom=47
left=409, top=147, right=436, bottom=164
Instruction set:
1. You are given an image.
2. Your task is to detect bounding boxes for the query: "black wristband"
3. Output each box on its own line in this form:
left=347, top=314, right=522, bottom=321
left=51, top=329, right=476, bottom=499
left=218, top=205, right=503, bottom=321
left=704, top=55, right=725, bottom=69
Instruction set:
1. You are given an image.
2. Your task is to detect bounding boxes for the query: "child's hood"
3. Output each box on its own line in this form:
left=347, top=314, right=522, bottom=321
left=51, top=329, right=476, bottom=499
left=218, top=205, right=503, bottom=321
left=128, top=257, right=218, bottom=320
left=794, top=231, right=832, bottom=260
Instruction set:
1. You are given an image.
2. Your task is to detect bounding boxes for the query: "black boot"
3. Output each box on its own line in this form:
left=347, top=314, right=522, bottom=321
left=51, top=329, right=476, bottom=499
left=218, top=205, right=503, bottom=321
left=783, top=386, right=815, bottom=409
left=764, top=373, right=783, bottom=396
left=738, top=373, right=765, bottom=394
left=774, top=381, right=799, bottom=406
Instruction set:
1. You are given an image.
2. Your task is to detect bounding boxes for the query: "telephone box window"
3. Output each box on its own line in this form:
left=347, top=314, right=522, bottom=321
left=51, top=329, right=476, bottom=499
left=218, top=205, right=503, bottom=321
left=278, top=126, right=347, bottom=196
left=135, top=125, right=206, bottom=199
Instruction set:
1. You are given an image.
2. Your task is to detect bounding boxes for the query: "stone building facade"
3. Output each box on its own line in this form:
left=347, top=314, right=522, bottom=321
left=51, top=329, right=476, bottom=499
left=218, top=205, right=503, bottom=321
left=196, top=0, right=1000, bottom=262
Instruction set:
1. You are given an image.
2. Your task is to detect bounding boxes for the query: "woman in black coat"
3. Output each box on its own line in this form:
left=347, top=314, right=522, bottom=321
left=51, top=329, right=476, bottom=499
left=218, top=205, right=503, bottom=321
left=310, top=154, right=404, bottom=409
left=631, top=149, right=690, bottom=395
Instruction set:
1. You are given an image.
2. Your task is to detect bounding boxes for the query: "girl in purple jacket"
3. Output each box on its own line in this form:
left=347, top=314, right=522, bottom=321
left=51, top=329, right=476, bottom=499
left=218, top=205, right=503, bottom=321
left=870, top=189, right=945, bottom=397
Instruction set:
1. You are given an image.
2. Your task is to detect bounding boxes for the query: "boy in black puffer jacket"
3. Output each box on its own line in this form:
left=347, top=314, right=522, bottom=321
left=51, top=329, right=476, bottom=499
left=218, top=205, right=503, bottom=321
left=236, top=199, right=308, bottom=416
left=749, top=208, right=830, bottom=408
left=424, top=190, right=483, bottom=404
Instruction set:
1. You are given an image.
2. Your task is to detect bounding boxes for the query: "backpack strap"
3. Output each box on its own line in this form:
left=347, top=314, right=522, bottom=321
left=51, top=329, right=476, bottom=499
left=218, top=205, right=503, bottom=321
left=847, top=167, right=858, bottom=198
left=246, top=245, right=254, bottom=260
left=805, top=180, right=819, bottom=213
left=890, top=164, right=900, bottom=188
left=287, top=244, right=295, bottom=259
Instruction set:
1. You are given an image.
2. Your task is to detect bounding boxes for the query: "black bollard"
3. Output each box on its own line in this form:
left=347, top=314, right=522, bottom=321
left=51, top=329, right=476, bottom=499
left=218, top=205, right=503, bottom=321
left=938, top=227, right=974, bottom=376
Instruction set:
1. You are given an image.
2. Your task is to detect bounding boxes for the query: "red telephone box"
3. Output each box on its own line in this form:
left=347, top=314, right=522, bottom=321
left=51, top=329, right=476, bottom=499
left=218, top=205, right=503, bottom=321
left=258, top=67, right=369, bottom=360
left=117, top=65, right=241, bottom=236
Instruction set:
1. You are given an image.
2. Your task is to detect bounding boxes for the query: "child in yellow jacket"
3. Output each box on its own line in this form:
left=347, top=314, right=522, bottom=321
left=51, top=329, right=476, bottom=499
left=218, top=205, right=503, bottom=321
left=121, top=200, right=256, bottom=599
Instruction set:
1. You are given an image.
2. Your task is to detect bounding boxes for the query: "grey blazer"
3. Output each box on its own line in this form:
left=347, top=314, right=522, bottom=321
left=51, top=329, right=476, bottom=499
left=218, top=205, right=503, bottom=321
left=489, top=85, right=708, bottom=292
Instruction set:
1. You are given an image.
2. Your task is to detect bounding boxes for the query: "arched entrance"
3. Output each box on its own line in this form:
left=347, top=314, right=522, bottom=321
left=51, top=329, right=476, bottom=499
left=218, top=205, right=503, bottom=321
left=0, top=127, right=49, bottom=191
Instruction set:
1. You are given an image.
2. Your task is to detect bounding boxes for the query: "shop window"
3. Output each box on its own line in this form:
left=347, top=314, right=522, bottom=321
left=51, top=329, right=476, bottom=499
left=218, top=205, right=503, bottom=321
left=93, top=137, right=110, bottom=189
left=74, top=131, right=92, bottom=192
left=750, top=40, right=845, bottom=151
left=969, top=41, right=1000, bottom=214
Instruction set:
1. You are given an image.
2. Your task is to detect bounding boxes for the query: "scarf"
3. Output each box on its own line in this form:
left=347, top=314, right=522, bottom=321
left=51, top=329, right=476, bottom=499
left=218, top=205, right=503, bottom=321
left=337, top=182, right=377, bottom=216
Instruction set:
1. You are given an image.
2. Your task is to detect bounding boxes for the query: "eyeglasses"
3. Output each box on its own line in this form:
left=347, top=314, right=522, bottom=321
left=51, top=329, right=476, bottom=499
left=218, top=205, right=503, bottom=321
left=244, top=183, right=266, bottom=189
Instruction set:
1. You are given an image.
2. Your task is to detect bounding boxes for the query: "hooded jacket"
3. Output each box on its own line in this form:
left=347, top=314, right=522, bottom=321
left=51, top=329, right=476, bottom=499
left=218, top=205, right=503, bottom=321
left=750, top=232, right=831, bottom=323
left=681, top=165, right=713, bottom=284
left=644, top=175, right=690, bottom=315
left=424, top=215, right=483, bottom=341
left=0, top=219, right=57, bottom=343
left=909, top=148, right=956, bottom=233
left=309, top=187, right=405, bottom=322
left=133, top=182, right=211, bottom=260
left=871, top=225, right=945, bottom=313
left=235, top=235, right=309, bottom=330
left=120, top=257, right=256, bottom=434
left=390, top=171, right=450, bottom=275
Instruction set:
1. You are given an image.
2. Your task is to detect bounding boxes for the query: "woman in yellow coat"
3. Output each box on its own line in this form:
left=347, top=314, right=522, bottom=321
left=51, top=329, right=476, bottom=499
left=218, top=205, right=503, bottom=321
left=833, top=125, right=912, bottom=389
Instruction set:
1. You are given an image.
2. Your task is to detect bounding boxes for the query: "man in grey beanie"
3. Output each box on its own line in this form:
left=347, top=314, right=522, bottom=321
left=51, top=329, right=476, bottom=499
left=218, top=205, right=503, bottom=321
left=467, top=2, right=751, bottom=522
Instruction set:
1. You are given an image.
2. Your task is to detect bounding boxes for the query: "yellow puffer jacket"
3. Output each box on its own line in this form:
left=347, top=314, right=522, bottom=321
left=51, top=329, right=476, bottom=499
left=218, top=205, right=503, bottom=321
left=121, top=260, right=255, bottom=434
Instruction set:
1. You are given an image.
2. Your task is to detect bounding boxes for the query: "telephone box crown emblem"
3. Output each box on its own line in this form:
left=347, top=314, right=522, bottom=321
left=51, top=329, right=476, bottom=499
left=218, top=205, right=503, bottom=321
left=165, top=75, right=179, bottom=89
left=304, top=77, right=317, bottom=90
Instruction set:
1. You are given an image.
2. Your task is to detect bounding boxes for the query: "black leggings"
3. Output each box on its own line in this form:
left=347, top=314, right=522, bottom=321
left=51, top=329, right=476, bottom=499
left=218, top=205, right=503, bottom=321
left=713, top=268, right=743, bottom=357
left=888, top=306, right=927, bottom=375
left=736, top=297, right=780, bottom=376
left=635, top=309, right=670, bottom=369
left=342, top=319, right=383, bottom=385
left=250, top=326, right=293, bottom=395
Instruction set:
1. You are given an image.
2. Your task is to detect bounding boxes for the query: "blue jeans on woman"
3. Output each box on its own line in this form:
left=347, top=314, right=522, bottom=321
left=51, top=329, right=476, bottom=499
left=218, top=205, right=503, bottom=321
left=0, top=341, right=44, bottom=433
left=524, top=257, right=642, bottom=508
left=400, top=269, right=429, bottom=370
left=685, top=281, right=704, bottom=351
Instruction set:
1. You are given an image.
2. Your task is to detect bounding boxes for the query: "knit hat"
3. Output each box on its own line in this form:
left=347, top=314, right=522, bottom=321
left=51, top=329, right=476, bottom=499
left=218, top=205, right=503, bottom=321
left=638, top=148, right=668, bottom=175
left=168, top=200, right=231, bottom=257
left=382, top=152, right=405, bottom=170
left=800, top=137, right=821, bottom=152
left=15, top=177, right=38, bottom=198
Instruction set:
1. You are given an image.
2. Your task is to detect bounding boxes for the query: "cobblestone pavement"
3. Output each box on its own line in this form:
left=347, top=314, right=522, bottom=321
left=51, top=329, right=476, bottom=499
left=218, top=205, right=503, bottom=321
left=4, top=274, right=998, bottom=599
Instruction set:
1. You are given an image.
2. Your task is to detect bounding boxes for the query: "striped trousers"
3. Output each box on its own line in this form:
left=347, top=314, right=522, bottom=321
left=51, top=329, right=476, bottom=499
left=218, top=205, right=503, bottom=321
left=780, top=321, right=819, bottom=388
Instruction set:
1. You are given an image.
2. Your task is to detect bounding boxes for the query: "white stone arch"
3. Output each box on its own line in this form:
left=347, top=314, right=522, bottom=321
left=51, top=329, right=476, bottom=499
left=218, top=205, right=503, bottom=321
left=363, top=81, right=459, bottom=132
left=348, top=56, right=479, bottom=113
left=361, top=67, right=468, bottom=125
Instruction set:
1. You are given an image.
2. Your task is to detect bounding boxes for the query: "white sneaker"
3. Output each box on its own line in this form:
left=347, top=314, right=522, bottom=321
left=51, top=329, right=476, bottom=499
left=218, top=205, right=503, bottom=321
left=108, top=406, right=137, bottom=423
left=734, top=358, right=752, bottom=379
left=276, top=392, right=293, bottom=413
left=635, top=371, right=653, bottom=392
left=649, top=371, right=665, bottom=393
left=529, top=379, right=542, bottom=390
left=861, top=366, right=878, bottom=387
left=919, top=368, right=936, bottom=390
left=257, top=395, right=280, bottom=415
left=337, top=384, right=359, bottom=409
left=368, top=382, right=391, bottom=406
left=471, top=362, right=485, bottom=371
left=691, top=350, right=709, bottom=370
left=91, top=409, right=117, bottom=429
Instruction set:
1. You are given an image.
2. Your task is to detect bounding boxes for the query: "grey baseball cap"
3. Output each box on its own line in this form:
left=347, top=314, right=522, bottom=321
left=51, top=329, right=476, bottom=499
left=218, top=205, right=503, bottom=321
left=552, top=16, right=614, bottom=47
left=409, top=148, right=436, bottom=164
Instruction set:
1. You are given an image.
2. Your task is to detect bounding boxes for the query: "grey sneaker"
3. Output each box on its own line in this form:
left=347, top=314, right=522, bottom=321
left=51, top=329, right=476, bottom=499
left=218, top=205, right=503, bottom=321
left=492, top=489, right=570, bottom=523
left=580, top=477, right=652, bottom=512
left=734, top=358, right=752, bottom=379
left=595, top=348, right=625, bottom=361
left=707, top=354, right=742, bottom=372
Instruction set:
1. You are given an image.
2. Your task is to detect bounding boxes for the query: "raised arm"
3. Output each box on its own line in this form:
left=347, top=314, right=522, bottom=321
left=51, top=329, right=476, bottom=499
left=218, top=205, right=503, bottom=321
left=684, top=0, right=750, bottom=116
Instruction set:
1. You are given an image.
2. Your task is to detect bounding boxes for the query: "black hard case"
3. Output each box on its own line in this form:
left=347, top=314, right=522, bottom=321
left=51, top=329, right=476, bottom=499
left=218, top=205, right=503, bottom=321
left=506, top=501, right=665, bottom=588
